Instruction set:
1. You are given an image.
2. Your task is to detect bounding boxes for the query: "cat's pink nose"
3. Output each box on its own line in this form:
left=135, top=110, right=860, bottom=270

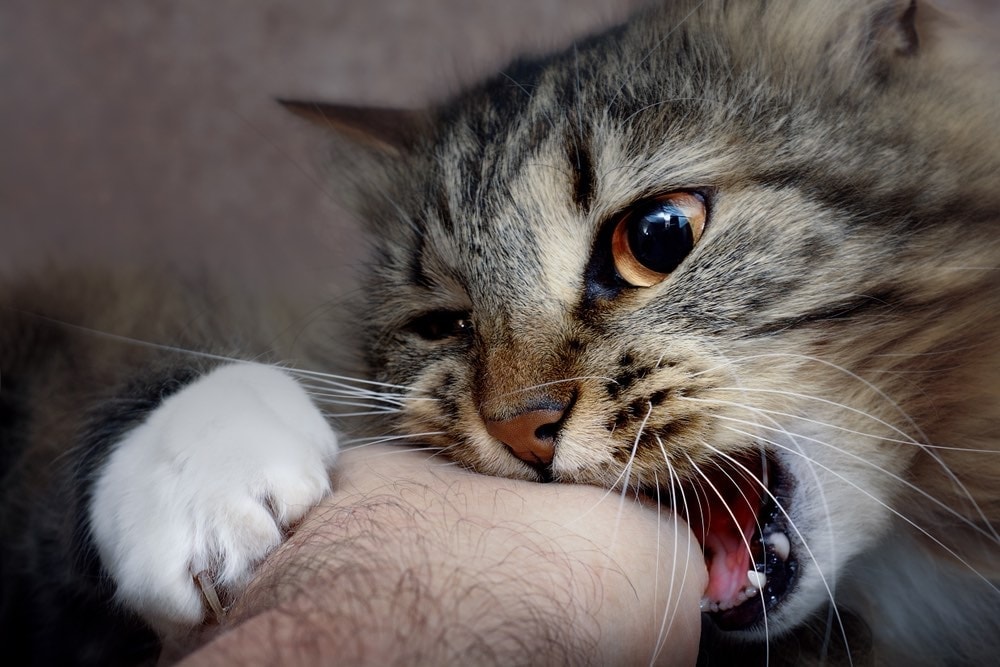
left=485, top=408, right=566, bottom=465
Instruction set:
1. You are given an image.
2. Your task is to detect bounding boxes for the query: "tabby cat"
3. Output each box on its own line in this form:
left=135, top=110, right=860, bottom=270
left=2, top=0, right=998, bottom=664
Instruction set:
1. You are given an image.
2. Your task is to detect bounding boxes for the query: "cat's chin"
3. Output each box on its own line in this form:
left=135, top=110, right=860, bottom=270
left=680, top=452, right=800, bottom=633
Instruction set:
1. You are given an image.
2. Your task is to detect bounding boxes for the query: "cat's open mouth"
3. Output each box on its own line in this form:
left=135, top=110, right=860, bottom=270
left=679, top=451, right=798, bottom=631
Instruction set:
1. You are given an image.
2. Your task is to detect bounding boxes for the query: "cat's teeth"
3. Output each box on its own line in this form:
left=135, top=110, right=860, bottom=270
left=766, top=531, right=791, bottom=561
left=701, top=576, right=768, bottom=614
left=701, top=596, right=723, bottom=613
left=746, top=570, right=767, bottom=590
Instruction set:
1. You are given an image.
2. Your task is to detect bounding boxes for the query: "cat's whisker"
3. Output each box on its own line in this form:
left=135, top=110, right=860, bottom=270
left=698, top=382, right=1000, bottom=542
left=609, top=402, right=654, bottom=559
left=288, top=367, right=428, bottom=393
left=302, top=386, right=398, bottom=407
left=682, top=450, right=775, bottom=652
left=722, top=424, right=1000, bottom=596
left=339, top=431, right=447, bottom=447
left=297, top=381, right=439, bottom=408
left=701, top=408, right=999, bottom=544
left=323, top=409, right=402, bottom=419
left=695, top=442, right=852, bottom=666
left=649, top=441, right=698, bottom=666
left=718, top=403, right=846, bottom=662
left=0, top=324, right=423, bottom=418
left=707, top=385, right=924, bottom=443
left=297, top=381, right=413, bottom=399
left=302, top=388, right=418, bottom=408
left=867, top=341, right=990, bottom=358
left=301, top=388, right=412, bottom=405
left=418, top=440, right=470, bottom=467
left=692, top=352, right=927, bottom=438
left=348, top=443, right=454, bottom=460
left=683, top=393, right=998, bottom=454
left=561, top=427, right=650, bottom=529
left=306, top=396, right=402, bottom=410
left=648, top=468, right=670, bottom=666
left=1, top=309, right=253, bottom=365
left=316, top=402, right=400, bottom=413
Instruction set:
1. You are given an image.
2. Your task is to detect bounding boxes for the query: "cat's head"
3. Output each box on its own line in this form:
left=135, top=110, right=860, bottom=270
left=304, top=0, right=1000, bottom=647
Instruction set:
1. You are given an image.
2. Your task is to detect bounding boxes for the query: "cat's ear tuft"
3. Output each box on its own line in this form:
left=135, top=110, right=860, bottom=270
left=277, top=99, right=430, bottom=157
left=875, top=0, right=920, bottom=57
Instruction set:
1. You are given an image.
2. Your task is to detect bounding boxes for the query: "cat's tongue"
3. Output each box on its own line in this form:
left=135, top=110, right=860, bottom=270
left=691, top=467, right=765, bottom=610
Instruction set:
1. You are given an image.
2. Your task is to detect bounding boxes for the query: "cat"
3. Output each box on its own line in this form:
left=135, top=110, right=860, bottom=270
left=2, top=0, right=998, bottom=665
left=293, top=0, right=1000, bottom=663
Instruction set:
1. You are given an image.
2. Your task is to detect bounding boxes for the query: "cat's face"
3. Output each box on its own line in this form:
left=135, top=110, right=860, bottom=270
left=349, top=0, right=1000, bottom=647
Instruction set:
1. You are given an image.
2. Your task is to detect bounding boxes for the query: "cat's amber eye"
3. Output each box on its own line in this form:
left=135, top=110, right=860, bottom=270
left=405, top=310, right=474, bottom=341
left=611, top=192, right=706, bottom=287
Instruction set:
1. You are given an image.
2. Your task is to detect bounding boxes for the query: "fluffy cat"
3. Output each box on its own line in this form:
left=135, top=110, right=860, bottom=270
left=1, top=0, right=998, bottom=665
left=307, top=0, right=1000, bottom=662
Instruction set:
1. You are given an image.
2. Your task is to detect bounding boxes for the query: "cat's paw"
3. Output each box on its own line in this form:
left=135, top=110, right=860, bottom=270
left=88, top=362, right=338, bottom=632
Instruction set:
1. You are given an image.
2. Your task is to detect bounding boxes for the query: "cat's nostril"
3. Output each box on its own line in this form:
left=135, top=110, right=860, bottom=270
left=534, top=422, right=560, bottom=442
left=485, top=406, right=567, bottom=466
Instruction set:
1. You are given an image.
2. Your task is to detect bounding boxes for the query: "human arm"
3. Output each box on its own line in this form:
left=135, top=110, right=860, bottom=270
left=175, top=444, right=707, bottom=666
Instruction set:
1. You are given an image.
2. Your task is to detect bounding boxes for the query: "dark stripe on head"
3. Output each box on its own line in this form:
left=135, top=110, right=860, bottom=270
left=567, top=127, right=595, bottom=213
left=751, top=166, right=970, bottom=235
left=407, top=233, right=434, bottom=290
left=747, top=289, right=901, bottom=336
left=434, top=183, right=454, bottom=235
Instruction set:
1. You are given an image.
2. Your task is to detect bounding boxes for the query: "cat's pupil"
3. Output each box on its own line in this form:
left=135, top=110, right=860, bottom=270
left=625, top=201, right=695, bottom=275
left=405, top=311, right=473, bottom=341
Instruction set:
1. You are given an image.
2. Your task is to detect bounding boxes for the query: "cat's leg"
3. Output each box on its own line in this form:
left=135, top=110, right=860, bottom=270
left=87, top=361, right=338, bottom=634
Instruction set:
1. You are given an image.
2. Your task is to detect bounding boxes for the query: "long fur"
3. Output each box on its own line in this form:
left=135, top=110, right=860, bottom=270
left=352, top=0, right=1000, bottom=663
left=1, top=1, right=997, bottom=664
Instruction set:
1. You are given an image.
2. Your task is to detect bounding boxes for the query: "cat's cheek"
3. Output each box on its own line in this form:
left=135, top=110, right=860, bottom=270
left=87, top=362, right=338, bottom=634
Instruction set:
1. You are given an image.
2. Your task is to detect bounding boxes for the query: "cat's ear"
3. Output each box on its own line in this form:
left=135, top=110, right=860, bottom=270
left=873, top=0, right=920, bottom=57
left=277, top=99, right=430, bottom=157
left=866, top=1, right=962, bottom=64
left=815, top=0, right=935, bottom=85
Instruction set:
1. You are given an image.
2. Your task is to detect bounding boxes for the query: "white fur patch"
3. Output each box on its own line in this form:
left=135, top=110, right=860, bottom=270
left=88, top=362, right=338, bottom=632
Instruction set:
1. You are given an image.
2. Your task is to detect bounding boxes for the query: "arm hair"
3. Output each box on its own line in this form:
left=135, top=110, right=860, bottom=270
left=173, top=447, right=706, bottom=666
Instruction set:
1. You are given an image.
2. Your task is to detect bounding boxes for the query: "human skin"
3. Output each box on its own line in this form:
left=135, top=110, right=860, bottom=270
left=174, top=445, right=708, bottom=666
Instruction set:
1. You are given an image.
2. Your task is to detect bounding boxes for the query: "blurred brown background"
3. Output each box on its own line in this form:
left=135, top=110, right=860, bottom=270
left=0, top=0, right=644, bottom=301
left=1, top=0, right=996, bottom=303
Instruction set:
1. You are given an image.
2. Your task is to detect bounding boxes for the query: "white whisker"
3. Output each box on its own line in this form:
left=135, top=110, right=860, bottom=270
left=723, top=424, right=1000, bottom=597
left=694, top=383, right=1000, bottom=543
left=700, top=407, right=998, bottom=544
left=682, top=450, right=773, bottom=650
left=340, top=431, right=446, bottom=447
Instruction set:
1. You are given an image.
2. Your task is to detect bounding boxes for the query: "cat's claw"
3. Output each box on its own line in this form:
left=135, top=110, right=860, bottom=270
left=88, top=363, right=338, bottom=633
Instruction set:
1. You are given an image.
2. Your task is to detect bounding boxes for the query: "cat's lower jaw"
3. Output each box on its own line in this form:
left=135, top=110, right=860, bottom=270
left=88, top=362, right=338, bottom=635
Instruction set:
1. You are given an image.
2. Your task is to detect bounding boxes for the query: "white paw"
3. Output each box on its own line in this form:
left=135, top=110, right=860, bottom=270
left=88, top=362, right=338, bottom=632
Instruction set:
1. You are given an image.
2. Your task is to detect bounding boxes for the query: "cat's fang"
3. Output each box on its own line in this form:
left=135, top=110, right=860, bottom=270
left=746, top=570, right=767, bottom=590
left=765, top=531, right=791, bottom=561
